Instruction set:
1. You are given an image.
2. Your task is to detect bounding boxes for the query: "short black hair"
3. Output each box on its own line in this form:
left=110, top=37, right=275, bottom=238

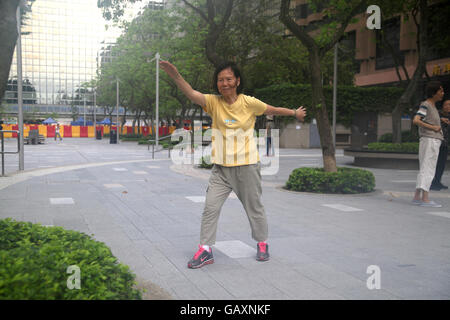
left=425, top=80, right=443, bottom=98
left=213, top=61, right=244, bottom=95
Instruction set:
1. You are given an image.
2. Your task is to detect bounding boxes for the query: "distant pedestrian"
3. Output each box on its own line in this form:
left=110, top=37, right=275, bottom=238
left=266, top=116, right=274, bottom=156
left=160, top=60, right=306, bottom=268
left=55, top=123, right=62, bottom=141
left=412, top=81, right=445, bottom=207
left=430, top=99, right=450, bottom=190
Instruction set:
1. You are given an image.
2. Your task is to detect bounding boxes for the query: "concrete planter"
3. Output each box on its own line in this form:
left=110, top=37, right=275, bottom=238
left=344, top=148, right=450, bottom=170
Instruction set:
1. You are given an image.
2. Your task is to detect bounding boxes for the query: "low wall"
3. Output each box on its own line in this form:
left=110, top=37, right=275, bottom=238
left=344, top=149, right=450, bottom=170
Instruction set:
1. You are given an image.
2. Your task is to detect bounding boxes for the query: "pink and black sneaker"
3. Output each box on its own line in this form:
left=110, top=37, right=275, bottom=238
left=256, top=242, right=270, bottom=261
left=187, top=245, right=214, bottom=269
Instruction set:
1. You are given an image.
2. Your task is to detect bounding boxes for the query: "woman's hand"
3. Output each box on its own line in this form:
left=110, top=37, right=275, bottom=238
left=159, top=60, right=206, bottom=106
left=295, top=106, right=306, bottom=122
left=160, top=60, right=180, bottom=79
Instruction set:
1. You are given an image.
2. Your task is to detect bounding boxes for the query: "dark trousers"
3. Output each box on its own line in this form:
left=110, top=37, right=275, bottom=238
left=432, top=143, right=448, bottom=185
left=266, top=137, right=272, bottom=156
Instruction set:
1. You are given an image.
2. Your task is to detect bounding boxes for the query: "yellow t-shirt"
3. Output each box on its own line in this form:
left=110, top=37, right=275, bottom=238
left=202, top=94, right=267, bottom=167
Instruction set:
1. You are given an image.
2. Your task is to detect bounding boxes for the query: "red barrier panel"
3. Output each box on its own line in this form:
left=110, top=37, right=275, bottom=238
left=142, top=126, right=149, bottom=136
left=63, top=125, right=72, bottom=137
left=127, top=126, right=133, bottom=135
left=80, top=126, right=88, bottom=137
left=29, top=125, right=38, bottom=131
left=12, top=125, right=18, bottom=137
left=47, top=125, right=55, bottom=138
left=96, top=126, right=104, bottom=136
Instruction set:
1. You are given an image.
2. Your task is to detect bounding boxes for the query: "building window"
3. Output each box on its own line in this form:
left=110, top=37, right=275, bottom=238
left=375, top=17, right=404, bottom=70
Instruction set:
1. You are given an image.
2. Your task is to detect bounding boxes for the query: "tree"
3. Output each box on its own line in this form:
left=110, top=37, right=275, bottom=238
left=0, top=0, right=35, bottom=103
left=280, top=0, right=366, bottom=172
left=374, top=0, right=434, bottom=143
left=181, top=0, right=234, bottom=67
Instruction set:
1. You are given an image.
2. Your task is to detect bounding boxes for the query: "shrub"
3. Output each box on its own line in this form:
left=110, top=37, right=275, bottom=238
left=198, top=156, right=213, bottom=169
left=0, top=219, right=142, bottom=300
left=285, top=167, right=375, bottom=194
left=378, top=130, right=419, bottom=143
left=367, top=142, right=419, bottom=153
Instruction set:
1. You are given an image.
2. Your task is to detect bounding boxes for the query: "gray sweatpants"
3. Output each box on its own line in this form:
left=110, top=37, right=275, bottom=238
left=200, top=163, right=268, bottom=246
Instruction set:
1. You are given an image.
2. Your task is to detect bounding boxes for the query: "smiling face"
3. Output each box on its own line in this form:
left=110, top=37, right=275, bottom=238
left=216, top=68, right=240, bottom=98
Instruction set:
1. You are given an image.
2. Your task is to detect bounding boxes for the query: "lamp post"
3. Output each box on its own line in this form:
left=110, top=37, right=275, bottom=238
left=332, top=43, right=338, bottom=149
left=16, top=2, right=25, bottom=171
left=144, top=52, right=161, bottom=149
left=116, top=77, right=119, bottom=144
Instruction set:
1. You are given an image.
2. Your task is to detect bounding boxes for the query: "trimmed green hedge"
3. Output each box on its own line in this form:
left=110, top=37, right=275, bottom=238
left=0, top=219, right=142, bottom=300
left=255, top=83, right=404, bottom=126
left=367, top=142, right=419, bottom=153
left=378, top=131, right=419, bottom=143
left=285, top=167, right=375, bottom=194
left=198, top=156, right=213, bottom=169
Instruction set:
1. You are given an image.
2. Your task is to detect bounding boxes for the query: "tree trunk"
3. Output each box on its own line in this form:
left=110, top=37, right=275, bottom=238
left=0, top=0, right=20, bottom=102
left=310, top=52, right=337, bottom=172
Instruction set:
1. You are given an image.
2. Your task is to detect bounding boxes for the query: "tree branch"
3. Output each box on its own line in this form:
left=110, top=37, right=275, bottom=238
left=279, top=0, right=316, bottom=50
left=320, top=1, right=367, bottom=56
left=181, top=0, right=211, bottom=24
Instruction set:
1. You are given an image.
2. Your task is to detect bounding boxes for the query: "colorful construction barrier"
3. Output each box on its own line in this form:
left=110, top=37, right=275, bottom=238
left=0, top=124, right=180, bottom=138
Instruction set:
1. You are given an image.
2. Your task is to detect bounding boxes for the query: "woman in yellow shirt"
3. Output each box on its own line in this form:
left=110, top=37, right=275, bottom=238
left=160, top=60, right=306, bottom=268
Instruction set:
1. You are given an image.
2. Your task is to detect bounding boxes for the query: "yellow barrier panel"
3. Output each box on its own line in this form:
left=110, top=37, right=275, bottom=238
left=88, top=126, right=95, bottom=138
left=103, top=125, right=110, bottom=134
left=38, top=125, right=47, bottom=137
left=72, top=126, right=80, bottom=137
left=3, top=125, right=13, bottom=138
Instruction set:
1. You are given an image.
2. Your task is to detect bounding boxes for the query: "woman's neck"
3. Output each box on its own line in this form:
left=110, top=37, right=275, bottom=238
left=222, top=94, right=238, bottom=105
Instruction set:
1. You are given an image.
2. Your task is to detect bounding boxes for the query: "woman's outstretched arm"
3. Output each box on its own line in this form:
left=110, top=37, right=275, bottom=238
left=264, top=105, right=306, bottom=122
left=160, top=60, right=206, bottom=107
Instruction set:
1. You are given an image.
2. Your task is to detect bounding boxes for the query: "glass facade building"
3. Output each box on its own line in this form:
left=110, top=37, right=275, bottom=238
left=4, top=0, right=126, bottom=115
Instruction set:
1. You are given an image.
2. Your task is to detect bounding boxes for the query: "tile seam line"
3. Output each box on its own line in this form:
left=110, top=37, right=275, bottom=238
left=0, top=158, right=170, bottom=191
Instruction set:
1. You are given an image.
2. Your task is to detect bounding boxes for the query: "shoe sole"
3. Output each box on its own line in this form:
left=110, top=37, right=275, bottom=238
left=187, top=258, right=214, bottom=269
left=256, top=256, right=270, bottom=262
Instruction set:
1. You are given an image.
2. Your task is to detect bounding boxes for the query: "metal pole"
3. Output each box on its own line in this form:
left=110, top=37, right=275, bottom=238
left=155, top=52, right=160, bottom=149
left=83, top=93, right=86, bottom=126
left=93, top=89, right=96, bottom=132
left=332, top=43, right=338, bottom=149
left=116, top=77, right=119, bottom=144
left=16, top=5, right=24, bottom=171
left=1, top=132, right=4, bottom=176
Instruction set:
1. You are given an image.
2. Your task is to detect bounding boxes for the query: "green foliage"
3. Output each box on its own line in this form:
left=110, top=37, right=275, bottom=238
left=286, top=167, right=375, bottom=194
left=255, top=83, right=404, bottom=126
left=378, top=130, right=419, bottom=143
left=198, top=156, right=213, bottom=169
left=0, top=219, right=142, bottom=300
left=367, top=142, right=419, bottom=153
left=119, top=133, right=143, bottom=141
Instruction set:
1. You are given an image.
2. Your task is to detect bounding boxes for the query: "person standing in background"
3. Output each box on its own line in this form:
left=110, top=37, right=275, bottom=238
left=266, top=116, right=273, bottom=156
left=430, top=99, right=450, bottom=190
left=412, top=81, right=445, bottom=207
left=55, top=123, right=62, bottom=141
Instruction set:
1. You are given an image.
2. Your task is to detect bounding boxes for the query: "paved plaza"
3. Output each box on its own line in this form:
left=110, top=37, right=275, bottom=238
left=1, top=137, right=449, bottom=300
